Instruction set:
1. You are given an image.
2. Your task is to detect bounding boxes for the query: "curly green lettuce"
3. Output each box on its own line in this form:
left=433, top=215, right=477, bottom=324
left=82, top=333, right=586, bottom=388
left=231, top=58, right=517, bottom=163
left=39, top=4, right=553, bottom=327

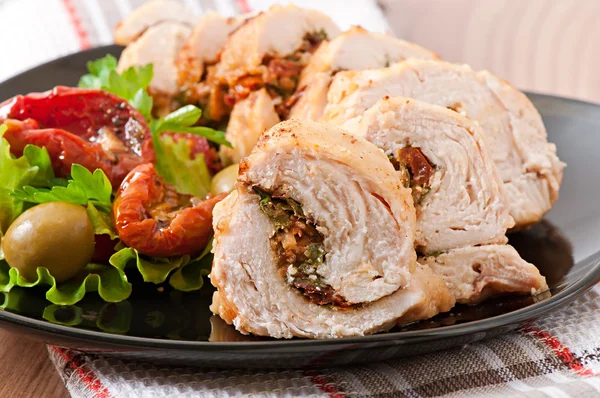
left=0, top=260, right=131, bottom=306
left=109, top=239, right=213, bottom=291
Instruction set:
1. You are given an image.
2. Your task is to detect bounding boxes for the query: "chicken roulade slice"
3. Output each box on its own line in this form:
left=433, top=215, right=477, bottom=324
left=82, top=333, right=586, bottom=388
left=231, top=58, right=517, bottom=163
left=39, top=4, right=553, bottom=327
left=114, top=0, right=195, bottom=45
left=419, top=245, right=548, bottom=304
left=350, top=96, right=514, bottom=253
left=210, top=119, right=454, bottom=338
left=176, top=12, right=247, bottom=110
left=212, top=5, right=341, bottom=122
left=289, top=27, right=438, bottom=121
left=321, top=59, right=564, bottom=227
left=219, top=89, right=280, bottom=166
left=117, top=21, right=191, bottom=116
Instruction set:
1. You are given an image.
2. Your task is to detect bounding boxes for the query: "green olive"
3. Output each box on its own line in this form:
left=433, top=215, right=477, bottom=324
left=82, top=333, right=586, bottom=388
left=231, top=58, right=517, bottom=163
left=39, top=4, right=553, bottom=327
left=2, top=202, right=95, bottom=283
left=211, top=164, right=239, bottom=196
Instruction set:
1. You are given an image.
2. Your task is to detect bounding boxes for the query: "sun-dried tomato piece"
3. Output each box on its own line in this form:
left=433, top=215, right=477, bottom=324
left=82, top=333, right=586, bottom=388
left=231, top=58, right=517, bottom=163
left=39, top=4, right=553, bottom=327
left=113, top=163, right=226, bottom=257
left=0, top=86, right=153, bottom=186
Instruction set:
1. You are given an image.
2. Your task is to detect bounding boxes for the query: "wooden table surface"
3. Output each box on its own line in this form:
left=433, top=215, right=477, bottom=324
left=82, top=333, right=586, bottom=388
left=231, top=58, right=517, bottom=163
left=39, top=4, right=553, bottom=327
left=0, top=330, right=67, bottom=398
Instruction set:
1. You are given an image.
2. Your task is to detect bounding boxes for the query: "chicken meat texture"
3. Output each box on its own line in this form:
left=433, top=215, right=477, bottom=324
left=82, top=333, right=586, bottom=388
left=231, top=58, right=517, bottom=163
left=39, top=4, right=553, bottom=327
left=289, top=27, right=439, bottom=121
left=118, top=21, right=191, bottom=100
left=114, top=0, right=195, bottom=45
left=320, top=59, right=564, bottom=228
left=210, top=119, right=454, bottom=338
left=215, top=4, right=341, bottom=88
left=177, top=12, right=248, bottom=90
left=349, top=96, right=547, bottom=304
left=419, top=245, right=548, bottom=304
left=351, top=96, right=514, bottom=253
left=220, top=89, right=280, bottom=166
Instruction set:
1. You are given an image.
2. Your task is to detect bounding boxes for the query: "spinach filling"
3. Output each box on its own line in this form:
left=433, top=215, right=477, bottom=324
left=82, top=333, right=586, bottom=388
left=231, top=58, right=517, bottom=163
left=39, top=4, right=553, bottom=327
left=389, top=146, right=435, bottom=205
left=254, top=187, right=350, bottom=307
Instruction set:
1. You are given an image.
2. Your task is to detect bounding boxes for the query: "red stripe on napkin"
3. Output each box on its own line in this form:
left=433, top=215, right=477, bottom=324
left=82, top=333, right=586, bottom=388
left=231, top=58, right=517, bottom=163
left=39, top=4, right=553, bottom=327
left=522, top=326, right=598, bottom=377
left=61, top=0, right=91, bottom=50
left=237, top=0, right=252, bottom=13
left=304, top=370, right=345, bottom=398
left=51, top=347, right=111, bottom=398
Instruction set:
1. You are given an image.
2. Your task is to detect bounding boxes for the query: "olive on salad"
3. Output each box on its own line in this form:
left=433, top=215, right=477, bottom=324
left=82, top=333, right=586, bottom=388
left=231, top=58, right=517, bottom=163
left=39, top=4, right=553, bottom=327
left=2, top=202, right=95, bottom=283
left=210, top=164, right=239, bottom=196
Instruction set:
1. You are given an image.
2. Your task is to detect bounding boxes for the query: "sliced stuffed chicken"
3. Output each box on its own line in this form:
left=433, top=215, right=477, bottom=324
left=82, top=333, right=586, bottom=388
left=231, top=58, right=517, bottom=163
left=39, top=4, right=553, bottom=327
left=210, top=119, right=454, bottom=338
left=220, top=89, right=280, bottom=166
left=177, top=12, right=247, bottom=115
left=211, top=4, right=341, bottom=122
left=321, top=59, right=564, bottom=228
left=419, top=245, right=548, bottom=304
left=350, top=96, right=514, bottom=253
left=117, top=21, right=191, bottom=116
left=289, top=27, right=438, bottom=121
left=114, top=0, right=195, bottom=45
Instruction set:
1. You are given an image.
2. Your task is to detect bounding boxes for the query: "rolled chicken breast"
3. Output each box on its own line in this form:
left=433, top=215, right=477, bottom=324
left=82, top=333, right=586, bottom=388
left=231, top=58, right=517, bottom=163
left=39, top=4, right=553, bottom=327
left=210, top=119, right=454, bottom=338
left=117, top=21, right=191, bottom=115
left=211, top=5, right=341, bottom=121
left=114, top=0, right=195, bottom=45
left=321, top=59, right=564, bottom=227
left=220, top=89, right=280, bottom=165
left=177, top=12, right=247, bottom=109
left=351, top=96, right=514, bottom=253
left=419, top=245, right=548, bottom=304
left=351, top=97, right=548, bottom=304
left=289, top=27, right=438, bottom=121
left=298, top=26, right=439, bottom=88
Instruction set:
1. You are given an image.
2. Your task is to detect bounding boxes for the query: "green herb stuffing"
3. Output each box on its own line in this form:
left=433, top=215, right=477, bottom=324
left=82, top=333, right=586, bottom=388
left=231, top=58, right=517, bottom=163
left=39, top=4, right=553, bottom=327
left=254, top=187, right=349, bottom=307
left=254, top=187, right=304, bottom=229
left=310, top=29, right=328, bottom=42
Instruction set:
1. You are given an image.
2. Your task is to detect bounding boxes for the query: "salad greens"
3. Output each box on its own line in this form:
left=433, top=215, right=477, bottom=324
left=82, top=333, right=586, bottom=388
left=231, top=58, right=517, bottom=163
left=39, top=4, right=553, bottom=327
left=79, top=55, right=153, bottom=121
left=0, top=134, right=130, bottom=304
left=0, top=125, right=40, bottom=233
left=11, top=163, right=115, bottom=237
left=12, top=164, right=112, bottom=210
left=156, top=134, right=212, bottom=197
left=0, top=53, right=226, bottom=305
left=109, top=240, right=213, bottom=292
left=79, top=54, right=230, bottom=197
left=0, top=261, right=131, bottom=306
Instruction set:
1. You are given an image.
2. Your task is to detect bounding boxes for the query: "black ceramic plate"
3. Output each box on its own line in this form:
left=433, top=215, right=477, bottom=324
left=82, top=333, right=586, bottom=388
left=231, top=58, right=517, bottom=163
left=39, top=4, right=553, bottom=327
left=0, top=46, right=598, bottom=368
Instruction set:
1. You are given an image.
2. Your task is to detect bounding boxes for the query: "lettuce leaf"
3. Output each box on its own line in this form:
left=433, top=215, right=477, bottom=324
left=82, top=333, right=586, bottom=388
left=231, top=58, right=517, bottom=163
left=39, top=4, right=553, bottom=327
left=156, top=134, right=212, bottom=197
left=87, top=201, right=118, bottom=239
left=0, top=125, right=39, bottom=233
left=12, top=164, right=112, bottom=210
left=152, top=105, right=230, bottom=147
left=22, top=145, right=55, bottom=187
left=0, top=260, right=131, bottom=306
left=169, top=239, right=213, bottom=291
left=109, top=242, right=213, bottom=291
left=109, top=246, right=185, bottom=285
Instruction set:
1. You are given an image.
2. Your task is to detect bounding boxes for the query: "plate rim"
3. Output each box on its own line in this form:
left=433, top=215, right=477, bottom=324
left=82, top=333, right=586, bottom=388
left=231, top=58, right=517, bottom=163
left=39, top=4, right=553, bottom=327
left=0, top=45, right=598, bottom=351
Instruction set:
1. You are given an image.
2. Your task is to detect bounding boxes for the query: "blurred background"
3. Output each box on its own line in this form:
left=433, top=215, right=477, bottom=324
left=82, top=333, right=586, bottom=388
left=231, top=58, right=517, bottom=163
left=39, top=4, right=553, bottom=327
left=0, top=0, right=598, bottom=102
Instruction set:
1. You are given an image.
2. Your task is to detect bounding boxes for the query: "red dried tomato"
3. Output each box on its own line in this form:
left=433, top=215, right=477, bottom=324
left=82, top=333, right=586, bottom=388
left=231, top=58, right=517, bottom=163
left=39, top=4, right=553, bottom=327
left=0, top=86, right=153, bottom=186
left=113, top=163, right=226, bottom=257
